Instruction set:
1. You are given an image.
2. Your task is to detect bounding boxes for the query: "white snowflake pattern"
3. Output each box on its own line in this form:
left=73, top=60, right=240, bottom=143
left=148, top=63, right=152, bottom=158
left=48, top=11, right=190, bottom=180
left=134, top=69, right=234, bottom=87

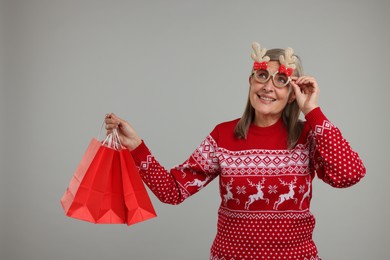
left=268, top=185, right=277, bottom=194
left=299, top=185, right=306, bottom=194
left=236, top=185, right=246, bottom=194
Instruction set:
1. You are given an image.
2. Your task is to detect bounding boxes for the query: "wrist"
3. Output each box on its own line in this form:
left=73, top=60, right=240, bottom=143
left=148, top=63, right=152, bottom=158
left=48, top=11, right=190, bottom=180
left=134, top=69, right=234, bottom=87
left=302, top=105, right=319, bottom=116
left=127, top=138, right=142, bottom=151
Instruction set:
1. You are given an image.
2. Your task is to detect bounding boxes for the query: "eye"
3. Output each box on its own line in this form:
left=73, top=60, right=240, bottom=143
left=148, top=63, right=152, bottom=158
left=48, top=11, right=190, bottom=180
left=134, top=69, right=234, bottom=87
left=276, top=74, right=288, bottom=84
left=256, top=69, right=269, bottom=79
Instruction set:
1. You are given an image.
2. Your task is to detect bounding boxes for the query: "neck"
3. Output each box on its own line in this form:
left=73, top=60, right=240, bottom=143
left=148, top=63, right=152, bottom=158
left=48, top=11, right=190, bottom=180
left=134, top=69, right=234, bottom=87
left=253, top=113, right=282, bottom=127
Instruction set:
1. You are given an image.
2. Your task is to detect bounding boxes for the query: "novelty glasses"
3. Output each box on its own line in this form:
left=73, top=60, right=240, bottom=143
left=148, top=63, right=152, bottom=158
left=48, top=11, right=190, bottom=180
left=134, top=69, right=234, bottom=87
left=252, top=69, right=291, bottom=88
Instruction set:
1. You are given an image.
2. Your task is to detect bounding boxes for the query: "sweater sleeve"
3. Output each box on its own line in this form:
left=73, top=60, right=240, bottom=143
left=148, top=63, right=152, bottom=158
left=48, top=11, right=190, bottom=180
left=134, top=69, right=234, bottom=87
left=130, top=130, right=220, bottom=205
left=306, top=107, right=366, bottom=188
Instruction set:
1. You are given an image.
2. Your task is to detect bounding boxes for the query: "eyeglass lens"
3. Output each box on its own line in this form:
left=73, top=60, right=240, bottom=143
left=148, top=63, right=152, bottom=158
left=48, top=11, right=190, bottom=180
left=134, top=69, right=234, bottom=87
left=254, top=69, right=289, bottom=88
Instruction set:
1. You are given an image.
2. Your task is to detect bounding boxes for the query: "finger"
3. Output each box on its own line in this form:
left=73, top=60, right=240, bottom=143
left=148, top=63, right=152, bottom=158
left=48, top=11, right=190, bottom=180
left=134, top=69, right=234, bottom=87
left=297, top=81, right=314, bottom=90
left=296, top=77, right=309, bottom=85
left=106, top=112, right=122, bottom=120
left=302, top=78, right=314, bottom=84
left=112, top=115, right=129, bottom=128
left=105, top=123, right=119, bottom=130
left=105, top=118, right=120, bottom=126
left=291, top=80, right=306, bottom=92
left=106, top=129, right=113, bottom=136
left=296, top=76, right=313, bottom=84
left=291, top=81, right=304, bottom=96
left=299, top=77, right=317, bottom=87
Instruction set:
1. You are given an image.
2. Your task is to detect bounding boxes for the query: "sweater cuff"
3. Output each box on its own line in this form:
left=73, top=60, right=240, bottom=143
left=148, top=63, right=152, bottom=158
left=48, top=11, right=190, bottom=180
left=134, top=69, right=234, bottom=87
left=304, top=107, right=329, bottom=130
left=130, top=140, right=151, bottom=166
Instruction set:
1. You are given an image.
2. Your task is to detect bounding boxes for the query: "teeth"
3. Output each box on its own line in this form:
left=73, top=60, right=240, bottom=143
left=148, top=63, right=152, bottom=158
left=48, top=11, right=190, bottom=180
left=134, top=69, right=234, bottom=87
left=258, top=95, right=276, bottom=101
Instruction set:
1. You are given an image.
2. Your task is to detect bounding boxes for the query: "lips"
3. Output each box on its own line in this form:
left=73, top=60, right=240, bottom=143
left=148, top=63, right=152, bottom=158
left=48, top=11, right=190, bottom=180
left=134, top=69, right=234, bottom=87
left=257, top=94, right=276, bottom=102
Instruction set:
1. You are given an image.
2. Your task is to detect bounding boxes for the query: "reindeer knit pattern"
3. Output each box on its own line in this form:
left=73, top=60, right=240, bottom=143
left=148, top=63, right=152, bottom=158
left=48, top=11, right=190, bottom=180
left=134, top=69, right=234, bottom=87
left=131, top=108, right=366, bottom=260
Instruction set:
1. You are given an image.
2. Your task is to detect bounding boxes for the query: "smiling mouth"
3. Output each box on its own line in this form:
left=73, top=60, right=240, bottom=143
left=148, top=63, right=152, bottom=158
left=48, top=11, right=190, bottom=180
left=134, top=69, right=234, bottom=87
left=257, top=94, right=276, bottom=102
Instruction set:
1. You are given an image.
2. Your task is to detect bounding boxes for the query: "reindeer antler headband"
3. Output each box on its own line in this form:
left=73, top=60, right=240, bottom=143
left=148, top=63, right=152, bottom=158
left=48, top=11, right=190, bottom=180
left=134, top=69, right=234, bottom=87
left=251, top=42, right=270, bottom=71
left=251, top=42, right=297, bottom=76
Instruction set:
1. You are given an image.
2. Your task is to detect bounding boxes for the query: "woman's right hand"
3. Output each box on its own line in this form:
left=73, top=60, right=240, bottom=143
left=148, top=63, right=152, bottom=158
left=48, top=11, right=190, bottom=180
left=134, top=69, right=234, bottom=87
left=104, top=113, right=142, bottom=151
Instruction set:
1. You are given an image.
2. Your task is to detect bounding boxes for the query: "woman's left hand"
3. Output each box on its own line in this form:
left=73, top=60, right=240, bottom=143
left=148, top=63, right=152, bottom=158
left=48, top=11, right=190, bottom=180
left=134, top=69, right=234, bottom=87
left=290, top=76, right=320, bottom=115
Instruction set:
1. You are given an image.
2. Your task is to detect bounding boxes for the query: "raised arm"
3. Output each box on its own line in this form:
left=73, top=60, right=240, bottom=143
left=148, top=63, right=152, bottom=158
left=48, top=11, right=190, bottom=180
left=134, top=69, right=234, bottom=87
left=291, top=76, right=366, bottom=187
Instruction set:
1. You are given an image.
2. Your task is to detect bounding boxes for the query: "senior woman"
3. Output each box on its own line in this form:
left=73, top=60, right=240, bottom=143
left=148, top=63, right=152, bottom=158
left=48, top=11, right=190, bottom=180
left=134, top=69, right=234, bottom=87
left=105, top=42, right=366, bottom=260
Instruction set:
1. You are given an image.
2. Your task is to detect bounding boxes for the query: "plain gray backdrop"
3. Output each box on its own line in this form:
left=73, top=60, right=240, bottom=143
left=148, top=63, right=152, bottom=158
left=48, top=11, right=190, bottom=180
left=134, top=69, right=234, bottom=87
left=2, top=0, right=390, bottom=259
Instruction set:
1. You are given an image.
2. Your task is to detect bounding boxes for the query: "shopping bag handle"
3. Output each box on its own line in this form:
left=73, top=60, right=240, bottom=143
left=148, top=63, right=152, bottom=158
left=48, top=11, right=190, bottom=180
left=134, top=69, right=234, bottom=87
left=102, top=129, right=124, bottom=150
left=98, top=121, right=124, bottom=150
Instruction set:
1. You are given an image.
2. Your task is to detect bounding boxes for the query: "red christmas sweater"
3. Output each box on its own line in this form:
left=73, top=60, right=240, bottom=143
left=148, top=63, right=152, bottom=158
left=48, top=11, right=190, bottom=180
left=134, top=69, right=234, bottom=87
left=131, top=107, right=366, bottom=260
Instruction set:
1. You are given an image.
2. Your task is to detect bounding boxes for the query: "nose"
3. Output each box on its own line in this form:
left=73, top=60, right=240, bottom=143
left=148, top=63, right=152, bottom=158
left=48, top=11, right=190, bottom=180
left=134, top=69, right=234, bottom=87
left=262, top=78, right=275, bottom=92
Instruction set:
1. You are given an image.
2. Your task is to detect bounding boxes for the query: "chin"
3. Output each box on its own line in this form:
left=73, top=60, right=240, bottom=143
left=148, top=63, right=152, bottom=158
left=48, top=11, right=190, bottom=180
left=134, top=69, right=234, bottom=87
left=254, top=106, right=284, bottom=117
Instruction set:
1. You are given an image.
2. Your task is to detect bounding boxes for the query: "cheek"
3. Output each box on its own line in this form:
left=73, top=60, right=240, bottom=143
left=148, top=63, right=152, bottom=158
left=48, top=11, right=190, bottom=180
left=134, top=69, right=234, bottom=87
left=249, top=82, right=267, bottom=99
left=249, top=90, right=256, bottom=106
left=248, top=84, right=257, bottom=98
left=276, top=88, right=291, bottom=101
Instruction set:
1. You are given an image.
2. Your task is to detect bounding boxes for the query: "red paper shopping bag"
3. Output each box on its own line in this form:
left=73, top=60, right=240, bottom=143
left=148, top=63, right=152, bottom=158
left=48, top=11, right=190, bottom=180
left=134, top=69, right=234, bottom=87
left=61, top=128, right=157, bottom=225
left=60, top=139, right=101, bottom=216
left=95, top=148, right=126, bottom=223
left=61, top=140, right=125, bottom=224
left=120, top=149, right=157, bottom=225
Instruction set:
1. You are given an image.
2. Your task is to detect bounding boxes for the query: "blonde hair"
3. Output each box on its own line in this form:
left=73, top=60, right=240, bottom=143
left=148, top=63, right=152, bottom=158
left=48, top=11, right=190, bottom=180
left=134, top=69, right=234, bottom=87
left=234, top=48, right=304, bottom=149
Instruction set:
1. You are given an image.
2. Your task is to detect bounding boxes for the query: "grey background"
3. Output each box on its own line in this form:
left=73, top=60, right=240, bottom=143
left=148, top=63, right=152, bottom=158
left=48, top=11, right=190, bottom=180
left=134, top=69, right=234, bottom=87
left=1, top=0, right=389, bottom=259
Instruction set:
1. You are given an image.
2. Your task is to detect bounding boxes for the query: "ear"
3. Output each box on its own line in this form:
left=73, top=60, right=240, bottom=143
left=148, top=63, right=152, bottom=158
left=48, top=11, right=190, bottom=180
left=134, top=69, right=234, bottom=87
left=248, top=76, right=253, bottom=89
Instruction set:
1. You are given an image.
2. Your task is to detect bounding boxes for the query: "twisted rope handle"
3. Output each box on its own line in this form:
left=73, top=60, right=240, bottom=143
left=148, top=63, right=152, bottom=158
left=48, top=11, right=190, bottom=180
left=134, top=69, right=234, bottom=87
left=98, top=119, right=124, bottom=150
left=102, top=129, right=124, bottom=150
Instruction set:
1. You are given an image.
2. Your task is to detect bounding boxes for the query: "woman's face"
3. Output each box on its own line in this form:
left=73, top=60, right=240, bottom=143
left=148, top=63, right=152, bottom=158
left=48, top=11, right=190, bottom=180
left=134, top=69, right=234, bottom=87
left=249, top=61, right=295, bottom=124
